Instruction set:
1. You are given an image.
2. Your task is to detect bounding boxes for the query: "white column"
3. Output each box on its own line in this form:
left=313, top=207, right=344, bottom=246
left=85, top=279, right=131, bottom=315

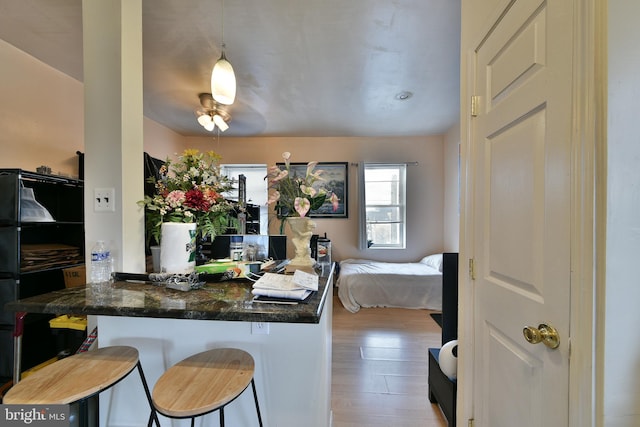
left=82, top=0, right=145, bottom=275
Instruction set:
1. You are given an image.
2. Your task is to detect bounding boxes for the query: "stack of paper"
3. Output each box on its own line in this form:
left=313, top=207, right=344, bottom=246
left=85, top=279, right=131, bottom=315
left=252, top=270, right=319, bottom=300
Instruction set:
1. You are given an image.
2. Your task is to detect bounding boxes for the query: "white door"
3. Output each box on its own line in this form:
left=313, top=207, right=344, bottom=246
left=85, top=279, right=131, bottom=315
left=471, top=0, right=573, bottom=425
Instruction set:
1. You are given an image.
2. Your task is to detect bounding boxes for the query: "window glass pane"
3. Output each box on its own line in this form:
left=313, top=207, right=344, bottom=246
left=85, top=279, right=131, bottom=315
left=220, top=165, right=268, bottom=205
left=362, top=163, right=407, bottom=249
left=366, top=206, right=401, bottom=222
left=221, top=165, right=268, bottom=234
left=365, top=184, right=400, bottom=204
left=367, top=223, right=402, bottom=247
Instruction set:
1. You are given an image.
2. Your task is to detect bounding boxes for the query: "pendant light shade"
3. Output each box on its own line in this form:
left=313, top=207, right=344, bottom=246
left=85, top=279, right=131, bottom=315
left=203, top=120, right=215, bottom=132
left=211, top=52, right=236, bottom=105
left=213, top=114, right=229, bottom=131
left=197, top=114, right=212, bottom=127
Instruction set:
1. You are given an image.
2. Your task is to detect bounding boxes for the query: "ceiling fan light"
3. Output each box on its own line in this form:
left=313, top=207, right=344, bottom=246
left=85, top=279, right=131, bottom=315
left=197, top=114, right=213, bottom=127
left=213, top=114, right=229, bottom=131
left=204, top=121, right=215, bottom=131
left=211, top=53, right=236, bottom=105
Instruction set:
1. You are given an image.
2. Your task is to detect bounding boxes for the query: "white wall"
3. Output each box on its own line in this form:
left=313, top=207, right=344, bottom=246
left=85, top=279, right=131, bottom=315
left=604, top=1, right=640, bottom=425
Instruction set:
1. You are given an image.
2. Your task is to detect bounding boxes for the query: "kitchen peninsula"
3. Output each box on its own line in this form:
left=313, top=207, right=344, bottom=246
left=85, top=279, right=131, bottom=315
left=5, top=267, right=334, bottom=427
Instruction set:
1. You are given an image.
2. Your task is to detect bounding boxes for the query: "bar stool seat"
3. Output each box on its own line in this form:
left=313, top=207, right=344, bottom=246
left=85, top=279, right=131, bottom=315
left=151, top=348, right=263, bottom=426
left=3, top=346, right=158, bottom=425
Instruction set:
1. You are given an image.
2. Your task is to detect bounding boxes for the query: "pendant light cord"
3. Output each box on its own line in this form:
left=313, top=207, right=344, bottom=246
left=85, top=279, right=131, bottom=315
left=221, top=0, right=225, bottom=52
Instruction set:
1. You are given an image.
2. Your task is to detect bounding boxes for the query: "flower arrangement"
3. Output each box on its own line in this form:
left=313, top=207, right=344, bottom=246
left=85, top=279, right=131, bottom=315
left=138, top=149, right=236, bottom=244
left=265, top=152, right=339, bottom=218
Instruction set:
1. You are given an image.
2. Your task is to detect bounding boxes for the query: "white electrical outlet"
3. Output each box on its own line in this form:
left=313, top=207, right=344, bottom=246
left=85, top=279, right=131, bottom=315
left=94, top=188, right=115, bottom=212
left=251, top=322, right=270, bottom=335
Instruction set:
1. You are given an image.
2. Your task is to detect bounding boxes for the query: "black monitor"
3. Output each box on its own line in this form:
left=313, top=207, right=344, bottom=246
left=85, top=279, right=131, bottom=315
left=207, top=235, right=287, bottom=261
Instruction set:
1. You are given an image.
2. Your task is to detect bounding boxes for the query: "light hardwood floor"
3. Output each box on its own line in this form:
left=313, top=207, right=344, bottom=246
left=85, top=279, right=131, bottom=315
left=331, top=294, right=449, bottom=427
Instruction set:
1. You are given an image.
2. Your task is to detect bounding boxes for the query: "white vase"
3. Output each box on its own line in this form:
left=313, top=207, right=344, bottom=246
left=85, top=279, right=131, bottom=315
left=160, top=222, right=197, bottom=274
left=287, top=217, right=316, bottom=267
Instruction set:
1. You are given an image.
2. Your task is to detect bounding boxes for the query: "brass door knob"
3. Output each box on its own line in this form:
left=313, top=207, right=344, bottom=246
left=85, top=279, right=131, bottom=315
left=522, top=323, right=560, bottom=349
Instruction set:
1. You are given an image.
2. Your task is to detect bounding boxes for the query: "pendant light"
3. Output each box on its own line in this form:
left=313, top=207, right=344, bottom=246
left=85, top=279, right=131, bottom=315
left=211, top=0, right=236, bottom=105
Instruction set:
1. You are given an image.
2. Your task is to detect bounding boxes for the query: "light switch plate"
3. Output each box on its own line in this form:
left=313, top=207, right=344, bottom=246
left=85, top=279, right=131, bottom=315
left=94, top=188, right=115, bottom=212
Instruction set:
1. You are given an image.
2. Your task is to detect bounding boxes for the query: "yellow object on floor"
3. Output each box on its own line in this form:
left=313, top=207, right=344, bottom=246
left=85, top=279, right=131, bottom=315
left=21, top=357, right=58, bottom=379
left=49, top=315, right=87, bottom=331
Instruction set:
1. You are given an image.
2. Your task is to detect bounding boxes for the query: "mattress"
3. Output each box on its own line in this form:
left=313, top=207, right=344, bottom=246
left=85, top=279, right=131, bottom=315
left=336, top=257, right=443, bottom=313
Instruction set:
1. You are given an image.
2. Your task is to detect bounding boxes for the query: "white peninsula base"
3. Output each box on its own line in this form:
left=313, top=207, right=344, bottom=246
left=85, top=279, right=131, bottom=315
left=95, top=294, right=332, bottom=427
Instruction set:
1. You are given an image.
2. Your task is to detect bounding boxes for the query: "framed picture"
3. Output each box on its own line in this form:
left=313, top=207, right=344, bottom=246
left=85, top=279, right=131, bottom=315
left=276, top=162, right=348, bottom=218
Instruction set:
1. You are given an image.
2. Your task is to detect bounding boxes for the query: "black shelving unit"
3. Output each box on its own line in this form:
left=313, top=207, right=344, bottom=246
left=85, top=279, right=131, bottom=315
left=0, top=169, right=85, bottom=379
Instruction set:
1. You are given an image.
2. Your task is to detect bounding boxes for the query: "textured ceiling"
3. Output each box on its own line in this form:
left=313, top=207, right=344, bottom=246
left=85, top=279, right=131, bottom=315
left=0, top=0, right=461, bottom=137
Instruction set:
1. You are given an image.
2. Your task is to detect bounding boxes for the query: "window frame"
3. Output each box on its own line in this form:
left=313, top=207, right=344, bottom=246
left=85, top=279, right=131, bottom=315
left=359, top=163, right=407, bottom=250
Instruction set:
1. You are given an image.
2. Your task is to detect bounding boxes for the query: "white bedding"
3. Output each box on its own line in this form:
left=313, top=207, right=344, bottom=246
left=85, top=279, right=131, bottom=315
left=336, top=256, right=443, bottom=313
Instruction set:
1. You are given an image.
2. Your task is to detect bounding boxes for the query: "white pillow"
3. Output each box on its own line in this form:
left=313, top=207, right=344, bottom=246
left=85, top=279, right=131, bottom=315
left=420, top=253, right=443, bottom=272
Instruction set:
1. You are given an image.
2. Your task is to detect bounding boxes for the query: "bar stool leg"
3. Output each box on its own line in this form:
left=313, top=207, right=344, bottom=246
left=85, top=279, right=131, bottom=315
left=136, top=361, right=161, bottom=427
left=78, top=399, right=88, bottom=427
left=219, top=407, right=225, bottom=427
left=251, top=379, right=263, bottom=427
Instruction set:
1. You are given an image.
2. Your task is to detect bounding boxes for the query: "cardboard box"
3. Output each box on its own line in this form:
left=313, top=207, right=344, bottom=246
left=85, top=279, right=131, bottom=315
left=63, top=265, right=86, bottom=288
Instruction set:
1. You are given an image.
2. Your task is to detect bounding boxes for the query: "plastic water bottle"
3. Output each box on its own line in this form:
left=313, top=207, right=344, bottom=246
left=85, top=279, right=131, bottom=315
left=229, top=235, right=243, bottom=261
left=90, top=240, right=112, bottom=285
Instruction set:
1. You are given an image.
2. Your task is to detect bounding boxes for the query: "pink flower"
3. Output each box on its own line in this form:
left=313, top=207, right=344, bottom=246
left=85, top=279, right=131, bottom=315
left=267, top=190, right=281, bottom=205
left=165, top=190, right=186, bottom=208
left=294, top=197, right=310, bottom=217
left=272, top=169, right=289, bottom=183
left=300, top=185, right=317, bottom=197
left=282, top=152, right=291, bottom=168
left=306, top=161, right=318, bottom=177
left=265, top=165, right=282, bottom=179
left=329, top=193, right=340, bottom=211
left=309, top=169, right=325, bottom=181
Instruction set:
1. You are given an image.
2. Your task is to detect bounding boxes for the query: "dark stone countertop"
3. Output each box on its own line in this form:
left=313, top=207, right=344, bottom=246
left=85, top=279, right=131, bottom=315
left=5, top=268, right=333, bottom=324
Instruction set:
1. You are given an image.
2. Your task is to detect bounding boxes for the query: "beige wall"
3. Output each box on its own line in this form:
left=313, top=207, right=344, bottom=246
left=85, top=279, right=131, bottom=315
left=177, top=135, right=445, bottom=262
left=1, top=38, right=451, bottom=263
left=0, top=38, right=185, bottom=177
left=0, top=39, right=84, bottom=176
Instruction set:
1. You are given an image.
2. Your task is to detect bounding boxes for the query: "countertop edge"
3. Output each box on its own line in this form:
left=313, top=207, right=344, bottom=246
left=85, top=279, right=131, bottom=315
left=5, top=266, right=334, bottom=325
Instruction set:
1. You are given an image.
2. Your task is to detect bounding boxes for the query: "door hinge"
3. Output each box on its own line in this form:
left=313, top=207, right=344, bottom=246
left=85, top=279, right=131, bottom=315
left=468, top=419, right=475, bottom=427
left=469, top=258, right=476, bottom=280
left=471, top=95, right=480, bottom=117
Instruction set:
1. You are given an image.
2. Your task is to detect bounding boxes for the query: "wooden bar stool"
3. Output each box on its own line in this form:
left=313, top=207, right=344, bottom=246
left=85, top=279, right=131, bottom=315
left=3, top=346, right=159, bottom=427
left=150, top=348, right=263, bottom=427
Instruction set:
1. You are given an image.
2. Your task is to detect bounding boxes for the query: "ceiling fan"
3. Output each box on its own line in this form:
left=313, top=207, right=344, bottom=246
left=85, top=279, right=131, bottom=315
left=194, top=93, right=231, bottom=132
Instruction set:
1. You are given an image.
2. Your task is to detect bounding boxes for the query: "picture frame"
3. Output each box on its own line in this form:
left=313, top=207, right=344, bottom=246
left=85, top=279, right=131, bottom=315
left=276, top=162, right=348, bottom=218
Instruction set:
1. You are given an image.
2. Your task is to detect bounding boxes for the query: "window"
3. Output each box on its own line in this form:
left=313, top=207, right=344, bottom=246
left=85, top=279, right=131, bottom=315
left=220, top=164, right=268, bottom=234
left=360, top=163, right=407, bottom=249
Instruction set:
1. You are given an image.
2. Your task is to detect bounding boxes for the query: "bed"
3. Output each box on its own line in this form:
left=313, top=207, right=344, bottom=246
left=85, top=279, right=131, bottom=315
left=336, top=254, right=443, bottom=313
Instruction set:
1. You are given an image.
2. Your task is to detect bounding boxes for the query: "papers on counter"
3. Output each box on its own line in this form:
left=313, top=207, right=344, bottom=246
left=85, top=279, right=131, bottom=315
left=251, top=270, right=319, bottom=301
